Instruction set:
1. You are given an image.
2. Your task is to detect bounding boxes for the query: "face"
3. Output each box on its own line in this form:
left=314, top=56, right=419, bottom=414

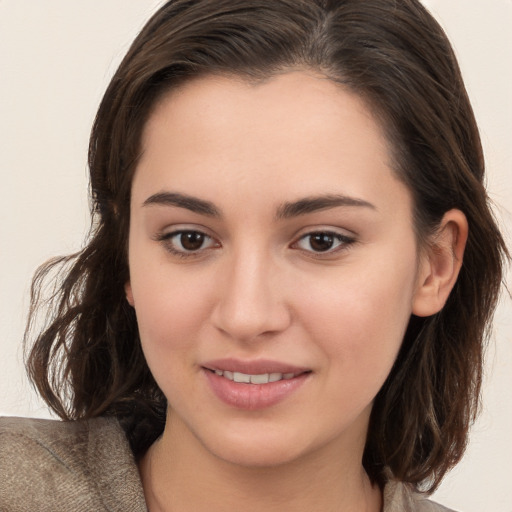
left=126, top=71, right=426, bottom=468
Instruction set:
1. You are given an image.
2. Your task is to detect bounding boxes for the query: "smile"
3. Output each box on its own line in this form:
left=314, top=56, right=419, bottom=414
left=211, top=369, right=299, bottom=384
left=203, top=362, right=311, bottom=410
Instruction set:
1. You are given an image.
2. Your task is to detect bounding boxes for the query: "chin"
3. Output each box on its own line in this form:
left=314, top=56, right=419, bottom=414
left=213, top=442, right=306, bottom=469
left=196, top=424, right=312, bottom=469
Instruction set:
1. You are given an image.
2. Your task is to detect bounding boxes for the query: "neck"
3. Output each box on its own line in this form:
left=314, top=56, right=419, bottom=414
left=139, top=413, right=382, bottom=512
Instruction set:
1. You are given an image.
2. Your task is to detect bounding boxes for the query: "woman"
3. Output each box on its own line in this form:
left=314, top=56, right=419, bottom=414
left=0, top=1, right=508, bottom=511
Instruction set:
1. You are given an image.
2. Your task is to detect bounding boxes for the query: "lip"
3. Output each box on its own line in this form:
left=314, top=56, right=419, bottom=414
left=202, top=358, right=311, bottom=410
left=202, top=358, right=310, bottom=375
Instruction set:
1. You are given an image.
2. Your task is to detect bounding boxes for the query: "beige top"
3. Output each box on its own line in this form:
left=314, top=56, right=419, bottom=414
left=0, top=416, right=456, bottom=512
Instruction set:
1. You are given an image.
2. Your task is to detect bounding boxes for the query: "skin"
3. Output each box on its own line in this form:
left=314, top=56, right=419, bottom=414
left=125, top=71, right=467, bottom=512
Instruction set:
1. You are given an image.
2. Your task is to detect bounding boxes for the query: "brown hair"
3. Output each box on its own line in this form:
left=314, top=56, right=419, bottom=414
left=25, top=0, right=508, bottom=492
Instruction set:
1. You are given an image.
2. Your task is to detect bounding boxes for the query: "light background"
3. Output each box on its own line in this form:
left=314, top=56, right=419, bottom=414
left=0, top=1, right=510, bottom=510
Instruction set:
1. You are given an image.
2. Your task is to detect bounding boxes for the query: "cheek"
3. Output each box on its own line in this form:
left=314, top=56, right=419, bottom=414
left=128, top=252, right=215, bottom=358
left=296, top=249, right=418, bottom=378
left=130, top=266, right=218, bottom=405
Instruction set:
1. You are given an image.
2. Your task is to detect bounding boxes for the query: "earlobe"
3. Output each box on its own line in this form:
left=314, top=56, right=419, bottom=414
left=125, top=281, right=135, bottom=307
left=412, top=209, right=468, bottom=317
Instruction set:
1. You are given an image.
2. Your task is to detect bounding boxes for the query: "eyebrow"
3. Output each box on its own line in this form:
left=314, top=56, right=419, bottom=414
left=143, top=192, right=220, bottom=217
left=275, top=194, right=376, bottom=220
left=142, top=191, right=375, bottom=219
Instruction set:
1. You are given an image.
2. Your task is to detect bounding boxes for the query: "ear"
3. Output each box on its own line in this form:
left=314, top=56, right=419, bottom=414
left=125, top=281, right=135, bottom=307
left=412, top=209, right=468, bottom=317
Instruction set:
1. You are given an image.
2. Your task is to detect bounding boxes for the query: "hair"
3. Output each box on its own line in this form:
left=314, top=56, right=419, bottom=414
left=25, top=0, right=508, bottom=493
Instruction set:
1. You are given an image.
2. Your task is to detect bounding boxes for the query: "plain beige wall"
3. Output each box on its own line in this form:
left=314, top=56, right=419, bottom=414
left=1, top=1, right=510, bottom=510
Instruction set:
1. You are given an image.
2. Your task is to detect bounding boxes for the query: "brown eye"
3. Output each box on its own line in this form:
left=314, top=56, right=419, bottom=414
left=180, top=231, right=206, bottom=251
left=294, top=231, right=355, bottom=254
left=160, top=230, right=217, bottom=256
left=309, top=233, right=335, bottom=252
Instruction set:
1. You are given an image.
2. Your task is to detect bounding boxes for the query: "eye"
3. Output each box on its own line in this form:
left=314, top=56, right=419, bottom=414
left=159, top=230, right=218, bottom=256
left=293, top=231, right=355, bottom=254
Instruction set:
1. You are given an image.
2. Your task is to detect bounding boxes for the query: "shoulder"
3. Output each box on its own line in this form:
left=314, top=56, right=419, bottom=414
left=383, top=479, right=459, bottom=512
left=0, top=416, right=147, bottom=512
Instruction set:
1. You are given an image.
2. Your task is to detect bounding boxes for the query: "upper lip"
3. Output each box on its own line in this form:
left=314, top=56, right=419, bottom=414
left=202, top=358, right=311, bottom=375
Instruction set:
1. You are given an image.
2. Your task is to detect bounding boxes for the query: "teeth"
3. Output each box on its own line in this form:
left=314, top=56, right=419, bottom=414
left=213, top=370, right=299, bottom=384
left=233, top=372, right=251, bottom=383
left=250, top=373, right=269, bottom=384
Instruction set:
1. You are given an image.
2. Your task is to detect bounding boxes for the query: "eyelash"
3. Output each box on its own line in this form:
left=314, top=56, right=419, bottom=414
left=156, top=230, right=218, bottom=258
left=292, top=231, right=356, bottom=256
left=156, top=229, right=356, bottom=259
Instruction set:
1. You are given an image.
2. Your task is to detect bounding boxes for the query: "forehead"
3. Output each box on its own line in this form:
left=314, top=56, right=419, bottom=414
left=133, top=71, right=410, bottom=220
left=142, top=71, right=388, bottom=157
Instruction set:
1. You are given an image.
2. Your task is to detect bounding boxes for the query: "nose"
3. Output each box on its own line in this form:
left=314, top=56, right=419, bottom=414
left=211, top=249, right=292, bottom=342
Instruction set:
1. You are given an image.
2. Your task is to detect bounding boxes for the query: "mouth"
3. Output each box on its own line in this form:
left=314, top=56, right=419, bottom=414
left=205, top=368, right=307, bottom=384
left=201, top=359, right=311, bottom=410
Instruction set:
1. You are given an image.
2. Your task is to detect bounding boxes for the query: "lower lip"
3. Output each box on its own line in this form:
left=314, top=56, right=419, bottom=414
left=203, top=370, right=309, bottom=410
